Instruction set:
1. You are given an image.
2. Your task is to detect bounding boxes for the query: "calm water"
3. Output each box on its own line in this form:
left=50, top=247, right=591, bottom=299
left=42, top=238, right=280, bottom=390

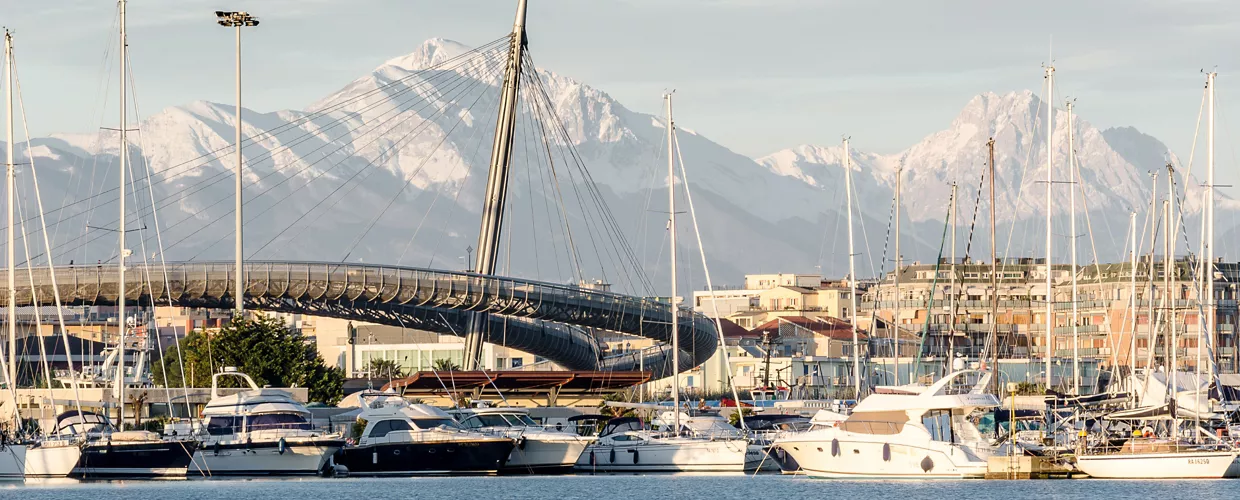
left=2, top=475, right=1240, bottom=499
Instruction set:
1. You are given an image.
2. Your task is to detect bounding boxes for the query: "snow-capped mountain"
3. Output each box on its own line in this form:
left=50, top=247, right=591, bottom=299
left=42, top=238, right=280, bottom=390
left=7, top=39, right=1224, bottom=290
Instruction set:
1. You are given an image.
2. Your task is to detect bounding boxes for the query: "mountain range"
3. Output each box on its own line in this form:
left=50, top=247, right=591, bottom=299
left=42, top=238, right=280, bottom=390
left=5, top=38, right=1229, bottom=294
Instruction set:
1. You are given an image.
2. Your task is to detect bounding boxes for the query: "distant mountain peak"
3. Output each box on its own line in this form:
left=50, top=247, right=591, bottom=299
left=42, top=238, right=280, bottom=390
left=379, top=38, right=475, bottom=72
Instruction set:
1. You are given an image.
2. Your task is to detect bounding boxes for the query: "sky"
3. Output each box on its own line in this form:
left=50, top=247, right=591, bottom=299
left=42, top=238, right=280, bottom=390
left=5, top=0, right=1240, bottom=176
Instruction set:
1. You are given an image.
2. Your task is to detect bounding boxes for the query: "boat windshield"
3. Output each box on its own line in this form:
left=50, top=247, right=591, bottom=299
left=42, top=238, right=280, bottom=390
left=600, top=418, right=645, bottom=436
left=248, top=413, right=312, bottom=432
left=411, top=418, right=461, bottom=430
left=464, top=413, right=539, bottom=428
left=502, top=413, right=538, bottom=426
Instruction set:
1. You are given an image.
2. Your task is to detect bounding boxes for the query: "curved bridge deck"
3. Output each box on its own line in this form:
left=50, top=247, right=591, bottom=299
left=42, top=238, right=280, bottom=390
left=1, top=261, right=718, bottom=378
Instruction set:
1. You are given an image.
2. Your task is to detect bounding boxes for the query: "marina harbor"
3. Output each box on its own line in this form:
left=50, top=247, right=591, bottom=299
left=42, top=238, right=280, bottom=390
left=3, top=0, right=1240, bottom=492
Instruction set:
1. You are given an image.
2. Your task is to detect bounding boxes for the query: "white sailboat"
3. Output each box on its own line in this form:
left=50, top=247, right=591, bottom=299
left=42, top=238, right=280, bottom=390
left=773, top=370, right=998, bottom=478
left=0, top=28, right=26, bottom=482
left=194, top=368, right=344, bottom=475
left=1076, top=71, right=1238, bottom=480
left=574, top=94, right=747, bottom=473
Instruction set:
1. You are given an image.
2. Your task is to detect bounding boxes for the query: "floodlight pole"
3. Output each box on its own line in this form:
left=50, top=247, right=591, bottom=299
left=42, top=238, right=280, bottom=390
left=216, top=11, right=258, bottom=317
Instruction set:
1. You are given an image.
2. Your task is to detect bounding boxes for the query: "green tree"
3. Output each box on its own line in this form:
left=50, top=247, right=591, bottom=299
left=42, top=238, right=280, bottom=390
left=431, top=358, right=460, bottom=372
left=365, top=358, right=404, bottom=379
left=153, top=315, right=345, bottom=405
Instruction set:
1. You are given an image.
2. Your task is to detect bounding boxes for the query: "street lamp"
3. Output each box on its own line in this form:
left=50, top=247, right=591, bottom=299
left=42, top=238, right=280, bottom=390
left=215, top=11, right=259, bottom=317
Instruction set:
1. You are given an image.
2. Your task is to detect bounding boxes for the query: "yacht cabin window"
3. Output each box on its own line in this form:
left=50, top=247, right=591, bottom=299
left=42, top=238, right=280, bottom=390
left=207, top=416, right=243, bottom=436
left=922, top=409, right=954, bottom=443
left=368, top=419, right=414, bottom=438
left=248, top=413, right=312, bottom=432
left=411, top=418, right=461, bottom=430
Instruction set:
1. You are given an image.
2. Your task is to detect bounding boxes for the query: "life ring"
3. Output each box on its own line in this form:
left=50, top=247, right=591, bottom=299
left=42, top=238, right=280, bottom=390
left=278, top=438, right=287, bottom=455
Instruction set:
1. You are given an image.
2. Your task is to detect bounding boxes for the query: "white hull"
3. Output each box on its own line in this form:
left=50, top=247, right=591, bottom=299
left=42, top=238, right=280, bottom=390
left=779, top=434, right=987, bottom=479
left=505, top=439, right=589, bottom=473
left=746, top=444, right=779, bottom=472
left=574, top=439, right=748, bottom=473
left=194, top=442, right=340, bottom=475
left=1076, top=450, right=1237, bottom=479
left=24, top=443, right=80, bottom=478
left=0, top=445, right=24, bottom=479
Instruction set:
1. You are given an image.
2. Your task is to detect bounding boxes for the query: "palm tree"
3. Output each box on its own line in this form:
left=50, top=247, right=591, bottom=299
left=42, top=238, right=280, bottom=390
left=365, top=358, right=404, bottom=379
left=432, top=358, right=461, bottom=372
left=128, top=391, right=149, bottom=430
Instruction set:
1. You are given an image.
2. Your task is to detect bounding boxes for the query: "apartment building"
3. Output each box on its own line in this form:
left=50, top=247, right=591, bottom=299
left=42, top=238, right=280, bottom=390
left=859, top=256, right=1240, bottom=373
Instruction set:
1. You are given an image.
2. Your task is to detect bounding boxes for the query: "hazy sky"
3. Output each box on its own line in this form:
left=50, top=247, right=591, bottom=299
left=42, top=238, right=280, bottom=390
left=5, top=0, right=1239, bottom=167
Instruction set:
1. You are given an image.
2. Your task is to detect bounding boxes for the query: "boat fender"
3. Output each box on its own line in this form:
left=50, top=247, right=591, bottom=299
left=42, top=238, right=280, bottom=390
left=882, top=444, right=891, bottom=462
left=609, top=448, right=616, bottom=463
left=278, top=437, right=287, bottom=455
left=920, top=456, right=934, bottom=473
left=517, top=436, right=527, bottom=450
left=246, top=437, right=253, bottom=453
left=633, top=449, right=639, bottom=465
left=213, top=441, right=223, bottom=456
left=589, top=450, right=596, bottom=466
left=831, top=439, right=840, bottom=457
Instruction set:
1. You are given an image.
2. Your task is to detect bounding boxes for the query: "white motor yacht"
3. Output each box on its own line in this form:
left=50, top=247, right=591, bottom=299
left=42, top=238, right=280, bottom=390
left=194, top=368, right=344, bottom=476
left=774, top=370, right=999, bottom=479
left=451, top=406, right=592, bottom=474
left=574, top=411, right=749, bottom=473
left=337, top=392, right=514, bottom=476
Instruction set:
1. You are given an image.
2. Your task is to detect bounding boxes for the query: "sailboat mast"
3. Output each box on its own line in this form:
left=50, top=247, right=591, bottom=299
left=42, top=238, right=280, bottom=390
left=1160, top=162, right=1170, bottom=404
left=844, top=138, right=860, bottom=396
left=1067, top=101, right=1079, bottom=394
left=463, top=0, right=528, bottom=370
left=950, top=182, right=957, bottom=371
left=987, top=138, right=998, bottom=384
left=1206, top=72, right=1216, bottom=377
left=115, top=0, right=129, bottom=418
left=4, top=30, right=14, bottom=392
left=1144, top=173, right=1158, bottom=373
left=665, top=93, right=680, bottom=432
left=894, top=167, right=902, bottom=385
left=1128, top=212, right=1137, bottom=373
left=1044, top=64, right=1055, bottom=387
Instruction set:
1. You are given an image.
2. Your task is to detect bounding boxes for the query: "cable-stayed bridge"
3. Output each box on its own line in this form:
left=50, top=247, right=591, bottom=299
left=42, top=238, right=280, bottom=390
left=0, top=261, right=716, bottom=378
left=2, top=1, right=721, bottom=381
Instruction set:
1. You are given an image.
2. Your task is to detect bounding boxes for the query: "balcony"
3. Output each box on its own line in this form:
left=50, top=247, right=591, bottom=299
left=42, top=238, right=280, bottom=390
left=1054, top=300, right=1112, bottom=311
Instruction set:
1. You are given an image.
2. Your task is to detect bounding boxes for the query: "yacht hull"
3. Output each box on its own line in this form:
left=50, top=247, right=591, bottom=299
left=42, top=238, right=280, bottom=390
left=778, top=436, right=987, bottom=479
left=502, top=438, right=589, bottom=474
left=72, top=441, right=198, bottom=478
left=1076, top=450, right=1237, bottom=479
left=25, top=443, right=80, bottom=478
left=574, top=439, right=748, bottom=473
left=194, top=438, right=344, bottom=475
left=0, top=444, right=25, bottom=480
left=338, top=439, right=514, bottom=476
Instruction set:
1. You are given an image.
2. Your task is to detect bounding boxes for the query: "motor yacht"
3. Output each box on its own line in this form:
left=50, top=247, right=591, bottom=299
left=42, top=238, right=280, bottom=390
left=336, top=392, right=514, bottom=476
left=774, top=369, right=998, bottom=479
left=741, top=414, right=811, bottom=472
left=450, top=406, right=591, bottom=474
left=193, top=368, right=345, bottom=475
left=574, top=412, right=749, bottom=473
